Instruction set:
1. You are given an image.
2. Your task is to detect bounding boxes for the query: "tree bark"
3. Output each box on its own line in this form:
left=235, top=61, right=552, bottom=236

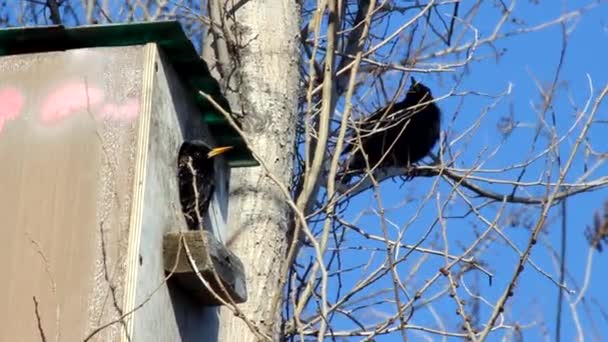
left=204, top=0, right=300, bottom=340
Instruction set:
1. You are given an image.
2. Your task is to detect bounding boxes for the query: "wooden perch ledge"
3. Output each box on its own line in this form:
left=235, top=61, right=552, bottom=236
left=163, top=231, right=247, bottom=306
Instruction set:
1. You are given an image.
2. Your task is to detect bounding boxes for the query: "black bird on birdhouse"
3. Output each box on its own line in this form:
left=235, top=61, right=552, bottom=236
left=342, top=77, right=441, bottom=181
left=178, top=141, right=233, bottom=230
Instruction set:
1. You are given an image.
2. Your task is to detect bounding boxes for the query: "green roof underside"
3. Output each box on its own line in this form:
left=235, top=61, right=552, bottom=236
left=0, top=21, right=255, bottom=167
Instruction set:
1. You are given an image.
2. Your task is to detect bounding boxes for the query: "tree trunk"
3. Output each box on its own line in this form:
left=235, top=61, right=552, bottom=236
left=204, top=0, right=301, bottom=340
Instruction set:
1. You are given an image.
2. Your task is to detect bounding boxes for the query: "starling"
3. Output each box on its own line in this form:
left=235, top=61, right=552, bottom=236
left=177, top=141, right=233, bottom=230
left=342, top=77, right=440, bottom=180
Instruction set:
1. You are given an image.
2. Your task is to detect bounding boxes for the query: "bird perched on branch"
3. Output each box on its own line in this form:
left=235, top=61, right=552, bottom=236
left=342, top=77, right=441, bottom=182
left=178, top=141, right=233, bottom=230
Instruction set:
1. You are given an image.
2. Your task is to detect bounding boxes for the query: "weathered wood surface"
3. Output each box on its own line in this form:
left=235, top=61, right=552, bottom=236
left=122, top=44, right=231, bottom=342
left=163, top=231, right=247, bottom=306
left=0, top=45, right=144, bottom=342
left=0, top=43, right=234, bottom=342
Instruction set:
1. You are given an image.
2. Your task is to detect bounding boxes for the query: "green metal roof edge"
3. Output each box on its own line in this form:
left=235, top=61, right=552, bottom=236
left=0, top=21, right=257, bottom=167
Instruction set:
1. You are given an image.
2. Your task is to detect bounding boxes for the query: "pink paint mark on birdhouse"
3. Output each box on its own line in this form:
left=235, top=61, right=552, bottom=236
left=0, top=87, right=24, bottom=133
left=99, top=98, right=140, bottom=122
left=40, top=81, right=104, bottom=124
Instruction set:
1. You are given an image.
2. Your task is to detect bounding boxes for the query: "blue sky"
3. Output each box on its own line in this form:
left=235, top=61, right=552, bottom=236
left=303, top=1, right=608, bottom=340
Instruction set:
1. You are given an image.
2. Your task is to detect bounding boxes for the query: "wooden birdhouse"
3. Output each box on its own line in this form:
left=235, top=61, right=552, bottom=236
left=0, top=21, right=252, bottom=342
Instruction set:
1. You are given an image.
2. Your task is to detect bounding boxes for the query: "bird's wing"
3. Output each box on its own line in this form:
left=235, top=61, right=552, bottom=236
left=342, top=100, right=411, bottom=154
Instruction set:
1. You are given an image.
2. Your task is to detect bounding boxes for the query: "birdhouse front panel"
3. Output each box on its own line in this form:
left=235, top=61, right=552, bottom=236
left=0, top=21, right=246, bottom=341
left=0, top=45, right=144, bottom=341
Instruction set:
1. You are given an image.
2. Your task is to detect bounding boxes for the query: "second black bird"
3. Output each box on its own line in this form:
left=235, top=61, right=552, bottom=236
left=343, top=77, right=441, bottom=179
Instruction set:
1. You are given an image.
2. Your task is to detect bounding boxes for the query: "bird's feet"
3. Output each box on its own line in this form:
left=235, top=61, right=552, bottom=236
left=401, top=164, right=419, bottom=182
left=339, top=168, right=362, bottom=185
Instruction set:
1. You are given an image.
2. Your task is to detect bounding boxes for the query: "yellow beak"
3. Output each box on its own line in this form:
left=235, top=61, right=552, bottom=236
left=207, top=146, right=234, bottom=158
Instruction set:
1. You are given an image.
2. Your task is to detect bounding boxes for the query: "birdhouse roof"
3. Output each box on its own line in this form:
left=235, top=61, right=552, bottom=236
left=0, top=21, right=256, bottom=167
